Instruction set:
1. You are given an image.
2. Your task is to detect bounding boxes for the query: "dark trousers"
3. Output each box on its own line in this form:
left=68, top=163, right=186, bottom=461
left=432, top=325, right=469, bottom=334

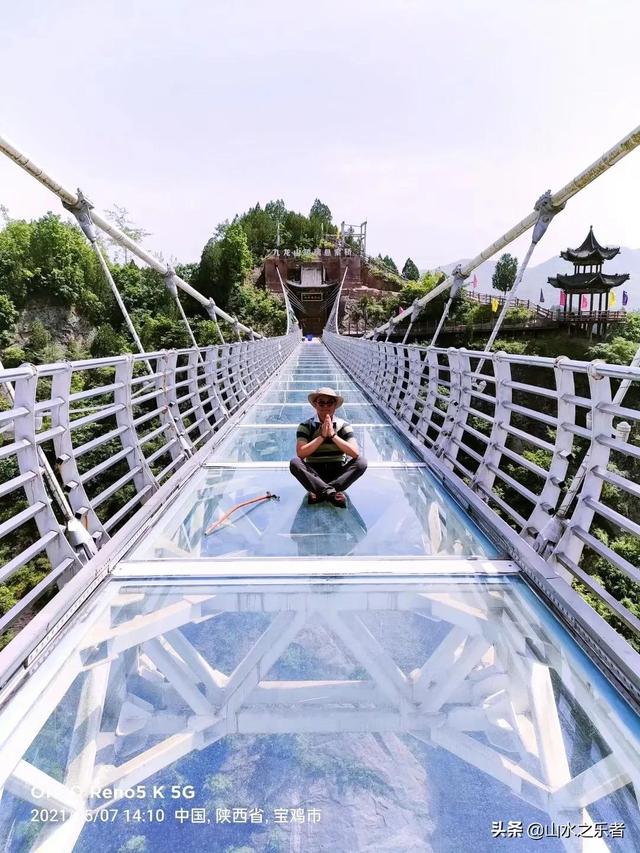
left=289, top=456, right=368, bottom=497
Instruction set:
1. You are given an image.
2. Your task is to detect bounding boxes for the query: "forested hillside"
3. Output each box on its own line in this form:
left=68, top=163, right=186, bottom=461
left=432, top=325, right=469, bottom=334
left=0, top=198, right=343, bottom=364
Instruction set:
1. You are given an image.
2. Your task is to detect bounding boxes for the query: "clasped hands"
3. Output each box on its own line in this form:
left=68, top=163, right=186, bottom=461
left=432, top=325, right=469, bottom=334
left=320, top=414, right=336, bottom=439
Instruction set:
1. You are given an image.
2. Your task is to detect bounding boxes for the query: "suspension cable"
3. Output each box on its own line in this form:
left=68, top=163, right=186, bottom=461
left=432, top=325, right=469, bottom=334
left=362, top=122, right=640, bottom=341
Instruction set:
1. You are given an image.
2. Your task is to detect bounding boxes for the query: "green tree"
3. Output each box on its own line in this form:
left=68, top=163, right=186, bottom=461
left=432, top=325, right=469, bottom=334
left=356, top=296, right=373, bottom=331
left=281, top=211, right=311, bottom=251
left=349, top=306, right=362, bottom=334
left=265, top=199, right=286, bottom=219
left=139, top=315, right=190, bottom=350
left=0, top=293, right=18, bottom=346
left=308, top=198, right=333, bottom=246
left=193, top=221, right=253, bottom=310
left=24, top=319, right=51, bottom=362
left=366, top=301, right=389, bottom=328
left=90, top=324, right=131, bottom=358
left=309, top=199, right=332, bottom=224
left=587, top=336, right=638, bottom=365
left=112, top=264, right=172, bottom=317
left=401, top=257, right=420, bottom=280
left=228, top=283, right=286, bottom=336
left=375, top=254, right=398, bottom=274
left=29, top=214, right=99, bottom=304
left=609, top=311, right=640, bottom=342
left=0, top=218, right=37, bottom=305
left=238, top=203, right=277, bottom=263
left=0, top=214, right=109, bottom=320
left=492, top=253, right=518, bottom=292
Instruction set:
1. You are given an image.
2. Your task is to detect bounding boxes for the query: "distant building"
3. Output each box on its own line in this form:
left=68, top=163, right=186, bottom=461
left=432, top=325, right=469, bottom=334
left=548, top=226, right=629, bottom=336
left=261, top=248, right=402, bottom=336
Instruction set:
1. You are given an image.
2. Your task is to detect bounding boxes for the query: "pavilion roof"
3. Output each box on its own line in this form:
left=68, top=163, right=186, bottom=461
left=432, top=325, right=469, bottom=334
left=548, top=271, right=629, bottom=294
left=560, top=226, right=620, bottom=264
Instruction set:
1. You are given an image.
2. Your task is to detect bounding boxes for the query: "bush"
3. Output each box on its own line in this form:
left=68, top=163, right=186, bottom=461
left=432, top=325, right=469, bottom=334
left=91, top=324, right=131, bottom=358
left=140, top=315, right=190, bottom=350
left=504, top=306, right=535, bottom=324
left=1, top=344, right=26, bottom=367
left=23, top=320, right=51, bottom=362
left=492, top=338, right=529, bottom=355
left=587, top=337, right=638, bottom=365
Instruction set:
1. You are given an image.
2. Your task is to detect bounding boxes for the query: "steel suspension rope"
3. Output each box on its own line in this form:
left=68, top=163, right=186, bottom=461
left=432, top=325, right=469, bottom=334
left=364, top=122, right=640, bottom=342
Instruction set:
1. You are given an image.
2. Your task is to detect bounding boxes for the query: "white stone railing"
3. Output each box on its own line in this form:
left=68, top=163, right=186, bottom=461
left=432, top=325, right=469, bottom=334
left=0, top=330, right=299, bottom=637
left=324, top=332, right=640, bottom=642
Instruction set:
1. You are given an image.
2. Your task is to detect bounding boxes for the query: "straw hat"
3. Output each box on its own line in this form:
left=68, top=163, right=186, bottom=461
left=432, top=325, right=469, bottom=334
left=308, top=387, right=344, bottom=408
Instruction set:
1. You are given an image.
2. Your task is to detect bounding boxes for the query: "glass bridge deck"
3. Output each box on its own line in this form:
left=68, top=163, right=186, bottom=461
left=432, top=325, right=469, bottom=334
left=123, top=345, right=497, bottom=566
left=0, top=343, right=638, bottom=851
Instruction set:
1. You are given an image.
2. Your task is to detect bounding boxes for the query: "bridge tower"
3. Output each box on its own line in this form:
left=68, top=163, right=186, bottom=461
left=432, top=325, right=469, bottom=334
left=548, top=225, right=629, bottom=337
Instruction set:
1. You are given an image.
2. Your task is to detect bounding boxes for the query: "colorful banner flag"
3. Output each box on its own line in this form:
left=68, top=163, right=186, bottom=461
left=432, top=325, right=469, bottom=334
left=609, top=290, right=616, bottom=307
left=623, top=290, right=629, bottom=307
left=559, top=291, right=566, bottom=307
left=580, top=294, right=589, bottom=310
left=491, top=297, right=499, bottom=313
left=539, top=289, right=545, bottom=304
left=472, top=274, right=478, bottom=289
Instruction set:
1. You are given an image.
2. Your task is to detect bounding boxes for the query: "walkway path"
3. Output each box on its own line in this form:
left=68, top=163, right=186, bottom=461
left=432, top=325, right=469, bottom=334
left=118, top=340, right=501, bottom=575
left=0, top=342, right=639, bottom=853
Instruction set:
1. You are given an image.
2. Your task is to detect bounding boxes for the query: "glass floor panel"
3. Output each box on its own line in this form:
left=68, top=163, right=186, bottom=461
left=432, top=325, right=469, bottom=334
left=272, top=381, right=359, bottom=389
left=214, top=425, right=422, bottom=463
left=1, top=577, right=638, bottom=853
left=242, top=403, right=386, bottom=424
left=288, top=371, right=353, bottom=380
left=126, top=467, right=498, bottom=560
left=260, top=389, right=370, bottom=405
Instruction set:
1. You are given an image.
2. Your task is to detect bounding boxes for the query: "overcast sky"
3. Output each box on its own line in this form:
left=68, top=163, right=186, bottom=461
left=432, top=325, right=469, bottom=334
left=2, top=0, right=639, bottom=273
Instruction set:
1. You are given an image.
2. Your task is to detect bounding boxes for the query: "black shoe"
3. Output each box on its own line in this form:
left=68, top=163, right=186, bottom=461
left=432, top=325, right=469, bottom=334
left=308, top=492, right=324, bottom=505
left=330, top=491, right=347, bottom=508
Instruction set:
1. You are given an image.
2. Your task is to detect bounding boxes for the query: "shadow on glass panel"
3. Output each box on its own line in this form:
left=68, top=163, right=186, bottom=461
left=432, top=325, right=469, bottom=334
left=289, top=497, right=367, bottom=556
left=128, top=468, right=497, bottom=560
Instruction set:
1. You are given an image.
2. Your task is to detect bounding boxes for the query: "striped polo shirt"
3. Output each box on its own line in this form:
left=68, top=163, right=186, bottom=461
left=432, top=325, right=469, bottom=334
left=296, top=417, right=355, bottom=463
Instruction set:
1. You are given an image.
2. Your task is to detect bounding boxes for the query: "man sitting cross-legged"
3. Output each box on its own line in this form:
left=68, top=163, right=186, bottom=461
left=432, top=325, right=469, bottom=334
left=289, top=387, right=368, bottom=508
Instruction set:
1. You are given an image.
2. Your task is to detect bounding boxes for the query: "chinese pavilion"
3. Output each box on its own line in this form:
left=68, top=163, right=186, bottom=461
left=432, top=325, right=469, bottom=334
left=548, top=226, right=629, bottom=337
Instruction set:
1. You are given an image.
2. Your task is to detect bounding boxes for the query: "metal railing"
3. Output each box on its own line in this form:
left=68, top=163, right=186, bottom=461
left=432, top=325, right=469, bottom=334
left=0, top=330, right=299, bottom=639
left=465, top=291, right=556, bottom=319
left=324, top=332, right=640, bottom=644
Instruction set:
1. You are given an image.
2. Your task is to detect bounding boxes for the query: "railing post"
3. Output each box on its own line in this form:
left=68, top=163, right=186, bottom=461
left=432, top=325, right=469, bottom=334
left=114, top=357, right=158, bottom=498
left=551, top=363, right=614, bottom=569
left=12, top=367, right=79, bottom=571
left=185, top=349, right=214, bottom=445
left=203, top=346, right=229, bottom=428
left=525, top=356, right=575, bottom=542
left=470, top=351, right=512, bottom=494
left=397, top=347, right=424, bottom=426
left=433, top=348, right=471, bottom=467
left=50, top=364, right=106, bottom=543
left=156, top=351, right=192, bottom=462
left=412, top=349, right=441, bottom=446
left=387, top=345, right=407, bottom=413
